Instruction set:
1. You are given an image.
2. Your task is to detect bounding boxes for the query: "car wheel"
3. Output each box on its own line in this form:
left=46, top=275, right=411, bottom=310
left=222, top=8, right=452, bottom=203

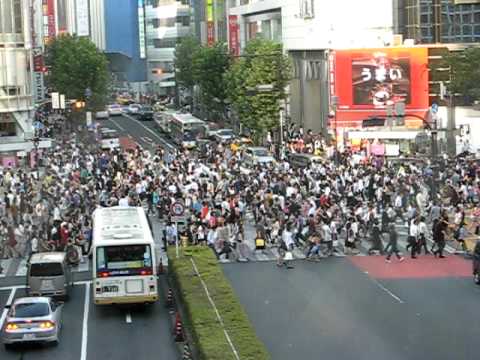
left=474, top=273, right=480, bottom=285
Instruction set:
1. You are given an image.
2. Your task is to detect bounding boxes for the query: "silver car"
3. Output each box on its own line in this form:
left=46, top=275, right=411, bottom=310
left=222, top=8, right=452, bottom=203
left=2, top=297, right=62, bottom=349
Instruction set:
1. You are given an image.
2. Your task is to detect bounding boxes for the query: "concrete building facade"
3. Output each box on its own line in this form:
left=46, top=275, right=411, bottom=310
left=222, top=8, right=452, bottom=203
left=144, top=0, right=193, bottom=96
left=227, top=0, right=396, bottom=134
left=0, top=0, right=37, bottom=165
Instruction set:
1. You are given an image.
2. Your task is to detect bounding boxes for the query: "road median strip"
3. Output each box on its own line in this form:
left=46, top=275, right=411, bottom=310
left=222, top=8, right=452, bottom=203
left=168, top=247, right=270, bottom=360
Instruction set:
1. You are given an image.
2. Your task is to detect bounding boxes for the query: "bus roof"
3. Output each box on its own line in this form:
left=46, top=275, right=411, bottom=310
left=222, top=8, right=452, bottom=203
left=92, top=207, right=154, bottom=247
left=170, top=113, right=205, bottom=125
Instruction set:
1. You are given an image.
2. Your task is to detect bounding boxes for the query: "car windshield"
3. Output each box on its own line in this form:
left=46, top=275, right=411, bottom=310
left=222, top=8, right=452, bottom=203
left=142, top=106, right=152, bottom=111
left=219, top=130, right=233, bottom=136
left=12, top=302, right=50, bottom=318
left=29, top=262, right=64, bottom=277
left=253, top=149, right=269, bottom=157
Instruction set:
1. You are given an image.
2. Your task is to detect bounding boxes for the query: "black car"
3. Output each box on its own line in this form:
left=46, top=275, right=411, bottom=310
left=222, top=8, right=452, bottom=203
left=138, top=106, right=154, bottom=121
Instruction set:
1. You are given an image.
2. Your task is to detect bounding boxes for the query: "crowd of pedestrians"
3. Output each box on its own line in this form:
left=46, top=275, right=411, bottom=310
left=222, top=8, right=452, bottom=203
left=1, top=113, right=480, bottom=274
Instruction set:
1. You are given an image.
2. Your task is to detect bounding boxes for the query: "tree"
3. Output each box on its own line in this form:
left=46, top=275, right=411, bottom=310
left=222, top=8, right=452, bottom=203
left=444, top=47, right=480, bottom=104
left=225, top=39, right=291, bottom=140
left=174, top=36, right=201, bottom=92
left=192, top=42, right=231, bottom=120
left=45, top=34, right=109, bottom=110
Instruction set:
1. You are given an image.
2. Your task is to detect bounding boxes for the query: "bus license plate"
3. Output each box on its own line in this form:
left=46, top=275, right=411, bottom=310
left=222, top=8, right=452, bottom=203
left=102, top=286, right=119, bottom=293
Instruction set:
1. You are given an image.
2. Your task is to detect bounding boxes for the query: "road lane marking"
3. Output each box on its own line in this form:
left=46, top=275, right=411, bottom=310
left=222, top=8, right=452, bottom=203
left=0, top=280, right=92, bottom=292
left=0, top=288, right=17, bottom=330
left=80, top=283, right=90, bottom=360
left=190, top=258, right=240, bottom=360
left=370, top=277, right=405, bottom=304
left=125, top=313, right=132, bottom=324
left=107, top=119, right=125, bottom=132
left=122, top=113, right=176, bottom=151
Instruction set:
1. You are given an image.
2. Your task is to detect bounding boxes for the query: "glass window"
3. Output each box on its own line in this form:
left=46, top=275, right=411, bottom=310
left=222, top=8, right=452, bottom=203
left=29, top=263, right=64, bottom=277
left=14, top=0, right=22, bottom=34
left=462, top=13, right=472, bottom=23
left=0, top=121, right=16, bottom=137
left=474, top=25, right=480, bottom=35
left=462, top=25, right=472, bottom=35
left=12, top=303, right=50, bottom=318
left=97, top=245, right=152, bottom=275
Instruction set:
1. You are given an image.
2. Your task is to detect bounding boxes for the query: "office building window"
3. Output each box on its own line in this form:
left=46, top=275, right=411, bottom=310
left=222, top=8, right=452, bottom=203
left=0, top=0, right=23, bottom=34
left=153, top=38, right=177, bottom=48
left=0, top=122, right=16, bottom=137
left=176, top=16, right=190, bottom=26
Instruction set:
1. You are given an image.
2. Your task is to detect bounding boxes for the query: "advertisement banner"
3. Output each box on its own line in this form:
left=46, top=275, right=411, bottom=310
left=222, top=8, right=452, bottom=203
left=138, top=0, right=146, bottom=58
left=206, top=0, right=214, bottom=22
left=333, top=47, right=429, bottom=128
left=57, top=0, right=67, bottom=33
left=47, top=0, right=56, bottom=40
left=76, top=0, right=90, bottom=36
left=228, top=15, right=239, bottom=56
left=207, top=21, right=215, bottom=47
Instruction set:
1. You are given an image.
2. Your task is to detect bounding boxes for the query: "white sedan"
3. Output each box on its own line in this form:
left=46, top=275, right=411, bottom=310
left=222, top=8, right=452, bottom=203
left=107, top=104, right=123, bottom=116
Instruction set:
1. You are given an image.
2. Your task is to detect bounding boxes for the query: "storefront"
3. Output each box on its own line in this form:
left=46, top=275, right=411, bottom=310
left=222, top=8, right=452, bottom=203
left=346, top=129, right=428, bottom=156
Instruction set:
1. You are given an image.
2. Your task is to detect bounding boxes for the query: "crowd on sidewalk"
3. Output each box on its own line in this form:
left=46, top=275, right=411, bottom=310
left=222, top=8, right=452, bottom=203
left=1, top=115, right=480, bottom=273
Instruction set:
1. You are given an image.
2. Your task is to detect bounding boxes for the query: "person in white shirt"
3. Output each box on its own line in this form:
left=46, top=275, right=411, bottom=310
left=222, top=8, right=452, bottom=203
left=118, top=196, right=129, bottom=207
left=406, top=218, right=419, bottom=259
left=417, top=216, right=430, bottom=254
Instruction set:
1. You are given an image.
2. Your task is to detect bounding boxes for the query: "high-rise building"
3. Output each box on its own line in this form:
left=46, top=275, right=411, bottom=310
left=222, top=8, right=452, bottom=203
left=227, top=0, right=396, bottom=134
left=0, top=0, right=37, bottom=166
left=192, top=0, right=228, bottom=46
left=397, top=0, right=480, bottom=43
left=144, top=0, right=193, bottom=96
left=31, top=0, right=147, bottom=94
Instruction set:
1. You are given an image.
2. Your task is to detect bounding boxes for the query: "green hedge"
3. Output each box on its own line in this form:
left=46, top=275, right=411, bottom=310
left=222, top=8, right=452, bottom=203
left=168, top=247, right=270, bottom=360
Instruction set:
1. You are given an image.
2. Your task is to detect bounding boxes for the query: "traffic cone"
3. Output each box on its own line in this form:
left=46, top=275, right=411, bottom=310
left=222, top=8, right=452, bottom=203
left=182, top=344, right=192, bottom=359
left=158, top=258, right=164, bottom=275
left=174, top=312, right=184, bottom=342
left=166, top=288, right=174, bottom=309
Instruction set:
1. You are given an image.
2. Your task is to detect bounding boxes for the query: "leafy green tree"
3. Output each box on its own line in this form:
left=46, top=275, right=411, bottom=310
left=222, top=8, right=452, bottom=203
left=45, top=34, right=109, bottom=110
left=225, top=39, right=291, bottom=140
left=444, top=47, right=480, bottom=103
left=192, top=42, right=231, bottom=120
left=174, top=36, right=201, bottom=93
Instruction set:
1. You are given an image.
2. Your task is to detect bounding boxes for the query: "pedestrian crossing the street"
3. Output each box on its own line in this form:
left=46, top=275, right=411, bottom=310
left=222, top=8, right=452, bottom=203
left=219, top=222, right=457, bottom=264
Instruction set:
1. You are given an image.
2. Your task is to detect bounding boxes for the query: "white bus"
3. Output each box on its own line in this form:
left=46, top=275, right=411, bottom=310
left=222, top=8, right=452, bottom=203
left=154, top=109, right=176, bottom=135
left=169, top=113, right=206, bottom=149
left=92, top=206, right=158, bottom=305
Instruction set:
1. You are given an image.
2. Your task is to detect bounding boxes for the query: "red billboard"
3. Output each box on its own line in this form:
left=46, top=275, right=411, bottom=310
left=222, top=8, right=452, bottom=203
left=228, top=15, right=239, bottom=56
left=207, top=21, right=215, bottom=47
left=332, top=47, right=429, bottom=128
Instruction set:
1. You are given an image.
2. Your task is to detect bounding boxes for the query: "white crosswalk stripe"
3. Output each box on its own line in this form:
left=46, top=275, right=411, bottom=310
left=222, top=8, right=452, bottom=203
left=15, top=259, right=28, bottom=277
left=0, top=259, right=12, bottom=278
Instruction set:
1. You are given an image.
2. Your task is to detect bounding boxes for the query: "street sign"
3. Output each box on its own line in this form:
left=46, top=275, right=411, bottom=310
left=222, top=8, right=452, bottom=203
left=171, top=216, right=186, bottom=224
left=51, top=92, right=60, bottom=109
left=170, top=202, right=185, bottom=217
left=431, top=102, right=439, bottom=114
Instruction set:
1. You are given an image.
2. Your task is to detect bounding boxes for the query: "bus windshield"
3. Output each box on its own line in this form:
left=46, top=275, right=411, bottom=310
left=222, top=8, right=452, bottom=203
left=96, top=245, right=153, bottom=276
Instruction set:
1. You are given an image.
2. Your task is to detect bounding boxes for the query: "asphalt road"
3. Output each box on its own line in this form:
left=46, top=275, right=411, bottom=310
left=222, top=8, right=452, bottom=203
left=101, top=114, right=175, bottom=152
left=0, top=279, right=177, bottom=360
left=223, top=258, right=480, bottom=360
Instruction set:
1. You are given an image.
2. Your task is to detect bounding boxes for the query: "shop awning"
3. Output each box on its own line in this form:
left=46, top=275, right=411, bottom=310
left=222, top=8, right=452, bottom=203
left=347, top=130, right=421, bottom=140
